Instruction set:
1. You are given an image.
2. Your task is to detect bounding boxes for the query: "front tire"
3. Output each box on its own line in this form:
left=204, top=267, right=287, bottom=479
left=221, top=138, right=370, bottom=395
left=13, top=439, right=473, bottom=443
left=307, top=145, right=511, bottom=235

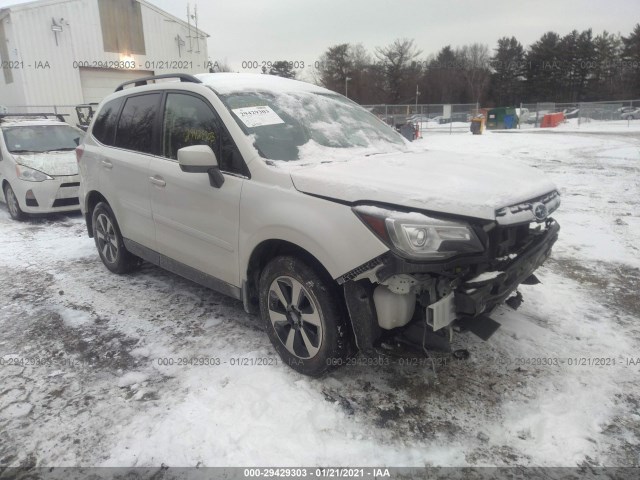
left=259, top=256, right=351, bottom=377
left=4, top=183, right=26, bottom=221
left=92, top=202, right=140, bottom=274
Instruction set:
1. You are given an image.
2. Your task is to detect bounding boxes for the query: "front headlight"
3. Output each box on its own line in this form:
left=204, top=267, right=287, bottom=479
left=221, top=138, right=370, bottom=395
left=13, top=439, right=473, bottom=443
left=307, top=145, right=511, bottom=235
left=353, top=205, right=484, bottom=260
left=15, top=164, right=53, bottom=182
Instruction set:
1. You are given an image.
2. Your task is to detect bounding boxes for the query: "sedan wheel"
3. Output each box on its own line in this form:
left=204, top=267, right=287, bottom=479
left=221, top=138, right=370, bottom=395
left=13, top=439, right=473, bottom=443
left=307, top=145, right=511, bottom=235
left=4, top=184, right=25, bottom=221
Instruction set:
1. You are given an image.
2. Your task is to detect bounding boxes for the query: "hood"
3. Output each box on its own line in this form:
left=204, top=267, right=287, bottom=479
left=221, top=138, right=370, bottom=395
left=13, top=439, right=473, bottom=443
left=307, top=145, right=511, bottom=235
left=14, top=151, right=78, bottom=176
left=289, top=150, right=557, bottom=220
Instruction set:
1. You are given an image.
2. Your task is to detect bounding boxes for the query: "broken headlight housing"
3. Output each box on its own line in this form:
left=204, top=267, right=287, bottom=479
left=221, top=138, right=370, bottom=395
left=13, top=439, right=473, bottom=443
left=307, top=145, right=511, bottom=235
left=353, top=205, right=484, bottom=260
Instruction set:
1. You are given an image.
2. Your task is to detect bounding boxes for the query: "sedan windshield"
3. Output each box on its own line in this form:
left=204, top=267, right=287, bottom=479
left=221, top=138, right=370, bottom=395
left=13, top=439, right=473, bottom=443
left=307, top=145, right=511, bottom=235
left=3, top=125, right=83, bottom=153
left=220, top=91, right=408, bottom=162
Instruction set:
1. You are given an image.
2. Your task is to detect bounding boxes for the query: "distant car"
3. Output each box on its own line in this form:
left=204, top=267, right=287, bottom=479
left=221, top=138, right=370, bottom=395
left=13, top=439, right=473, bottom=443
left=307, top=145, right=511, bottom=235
left=407, top=114, right=430, bottom=123
left=0, top=114, right=84, bottom=220
left=451, top=112, right=470, bottom=123
left=620, top=107, right=640, bottom=120
left=563, top=108, right=580, bottom=119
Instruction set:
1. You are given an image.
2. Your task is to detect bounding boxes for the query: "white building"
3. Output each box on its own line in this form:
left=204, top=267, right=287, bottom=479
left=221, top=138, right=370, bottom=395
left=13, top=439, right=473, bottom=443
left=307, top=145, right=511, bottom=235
left=0, top=0, right=209, bottom=115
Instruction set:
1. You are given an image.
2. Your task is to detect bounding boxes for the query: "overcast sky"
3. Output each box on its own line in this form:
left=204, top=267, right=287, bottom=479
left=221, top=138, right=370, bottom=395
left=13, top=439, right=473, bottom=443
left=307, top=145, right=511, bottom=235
left=1, top=0, right=638, bottom=80
left=148, top=0, right=640, bottom=79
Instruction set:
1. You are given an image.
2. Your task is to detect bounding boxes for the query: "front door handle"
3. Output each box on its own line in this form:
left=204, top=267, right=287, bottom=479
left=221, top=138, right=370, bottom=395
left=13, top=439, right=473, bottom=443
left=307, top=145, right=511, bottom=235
left=101, top=160, right=113, bottom=169
left=149, top=175, right=166, bottom=187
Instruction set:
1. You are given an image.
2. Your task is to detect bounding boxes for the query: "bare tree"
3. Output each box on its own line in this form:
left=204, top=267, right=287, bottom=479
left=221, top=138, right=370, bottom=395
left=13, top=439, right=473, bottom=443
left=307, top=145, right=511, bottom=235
left=375, top=39, right=422, bottom=103
left=458, top=43, right=491, bottom=104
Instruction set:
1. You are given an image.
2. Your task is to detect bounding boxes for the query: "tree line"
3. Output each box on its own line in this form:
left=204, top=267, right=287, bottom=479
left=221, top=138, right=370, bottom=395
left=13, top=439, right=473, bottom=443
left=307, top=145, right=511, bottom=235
left=255, top=24, right=640, bottom=106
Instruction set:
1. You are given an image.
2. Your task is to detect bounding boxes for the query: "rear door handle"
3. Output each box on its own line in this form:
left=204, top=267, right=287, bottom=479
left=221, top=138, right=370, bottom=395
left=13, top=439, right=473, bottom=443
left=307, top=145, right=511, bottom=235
left=101, top=160, right=113, bottom=169
left=149, top=175, right=166, bottom=187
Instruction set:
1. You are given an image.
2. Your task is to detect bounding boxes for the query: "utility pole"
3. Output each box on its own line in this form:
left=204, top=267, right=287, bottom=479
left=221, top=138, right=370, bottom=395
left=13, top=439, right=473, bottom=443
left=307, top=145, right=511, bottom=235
left=415, top=85, right=420, bottom=114
left=345, top=77, right=352, bottom=98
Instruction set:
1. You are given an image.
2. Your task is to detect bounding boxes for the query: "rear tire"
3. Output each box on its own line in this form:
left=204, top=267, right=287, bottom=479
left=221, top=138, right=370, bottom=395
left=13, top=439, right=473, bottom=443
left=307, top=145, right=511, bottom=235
left=4, top=183, right=26, bottom=221
left=92, top=202, right=140, bottom=274
left=259, top=255, right=351, bottom=377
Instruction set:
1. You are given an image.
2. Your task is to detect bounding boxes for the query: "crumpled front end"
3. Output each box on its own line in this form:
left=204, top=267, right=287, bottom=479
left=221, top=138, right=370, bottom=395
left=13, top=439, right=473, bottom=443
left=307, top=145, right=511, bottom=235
left=340, top=194, right=560, bottom=352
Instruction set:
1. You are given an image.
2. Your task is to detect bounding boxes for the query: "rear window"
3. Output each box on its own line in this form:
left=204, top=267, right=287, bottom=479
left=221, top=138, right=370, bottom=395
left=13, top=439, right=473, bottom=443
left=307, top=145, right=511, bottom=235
left=92, top=97, right=124, bottom=146
left=114, top=93, right=161, bottom=154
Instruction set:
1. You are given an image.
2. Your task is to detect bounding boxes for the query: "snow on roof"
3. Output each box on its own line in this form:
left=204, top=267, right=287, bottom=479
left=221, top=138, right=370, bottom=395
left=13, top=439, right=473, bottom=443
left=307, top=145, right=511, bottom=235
left=195, top=73, right=332, bottom=95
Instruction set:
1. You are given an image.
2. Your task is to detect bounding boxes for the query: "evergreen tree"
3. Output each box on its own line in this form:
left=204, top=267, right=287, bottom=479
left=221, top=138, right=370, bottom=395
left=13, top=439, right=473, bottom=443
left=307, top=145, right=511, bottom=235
left=621, top=24, right=640, bottom=97
left=268, top=61, right=296, bottom=79
left=490, top=37, right=525, bottom=105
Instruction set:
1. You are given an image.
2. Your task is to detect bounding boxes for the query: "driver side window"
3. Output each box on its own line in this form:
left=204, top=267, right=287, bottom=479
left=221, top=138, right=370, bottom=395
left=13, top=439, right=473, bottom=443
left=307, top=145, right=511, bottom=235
left=162, top=93, right=247, bottom=175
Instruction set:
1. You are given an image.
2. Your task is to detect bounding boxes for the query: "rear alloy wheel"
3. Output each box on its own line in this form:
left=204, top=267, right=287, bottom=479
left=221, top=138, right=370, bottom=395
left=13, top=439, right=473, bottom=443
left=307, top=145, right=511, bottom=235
left=259, top=256, right=351, bottom=376
left=92, top=202, right=140, bottom=274
left=4, top=183, right=26, bottom=221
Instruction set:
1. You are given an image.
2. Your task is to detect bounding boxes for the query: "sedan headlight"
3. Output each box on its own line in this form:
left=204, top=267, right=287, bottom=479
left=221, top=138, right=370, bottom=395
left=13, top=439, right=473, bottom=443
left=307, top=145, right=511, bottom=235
left=353, top=205, right=484, bottom=260
left=15, top=164, right=53, bottom=182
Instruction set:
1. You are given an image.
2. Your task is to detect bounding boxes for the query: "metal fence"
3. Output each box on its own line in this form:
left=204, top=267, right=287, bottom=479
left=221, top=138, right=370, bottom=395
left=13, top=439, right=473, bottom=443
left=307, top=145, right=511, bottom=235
left=363, top=103, right=480, bottom=134
left=519, top=100, right=640, bottom=129
left=3, top=100, right=639, bottom=135
left=364, top=100, right=640, bottom=135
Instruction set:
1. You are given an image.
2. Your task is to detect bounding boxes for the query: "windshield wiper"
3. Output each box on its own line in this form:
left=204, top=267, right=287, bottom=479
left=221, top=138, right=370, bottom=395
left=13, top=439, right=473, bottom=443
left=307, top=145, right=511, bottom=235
left=9, top=149, right=37, bottom=154
left=48, top=147, right=76, bottom=151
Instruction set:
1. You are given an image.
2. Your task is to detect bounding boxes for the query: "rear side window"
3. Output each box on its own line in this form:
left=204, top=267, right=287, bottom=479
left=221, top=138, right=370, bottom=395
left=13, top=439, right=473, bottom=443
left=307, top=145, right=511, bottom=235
left=92, top=97, right=123, bottom=146
left=114, top=93, right=161, bottom=154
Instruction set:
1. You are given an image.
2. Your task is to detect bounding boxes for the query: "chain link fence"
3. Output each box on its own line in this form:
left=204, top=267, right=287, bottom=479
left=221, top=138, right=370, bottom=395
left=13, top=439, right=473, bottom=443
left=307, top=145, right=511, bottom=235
left=363, top=103, right=480, bottom=135
left=2, top=99, right=639, bottom=136
left=365, top=100, right=640, bottom=136
left=519, top=100, right=640, bottom=129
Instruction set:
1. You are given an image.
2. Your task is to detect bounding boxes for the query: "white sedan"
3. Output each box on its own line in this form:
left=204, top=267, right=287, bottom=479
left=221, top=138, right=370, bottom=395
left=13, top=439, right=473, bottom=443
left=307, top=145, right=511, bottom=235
left=0, top=116, right=84, bottom=220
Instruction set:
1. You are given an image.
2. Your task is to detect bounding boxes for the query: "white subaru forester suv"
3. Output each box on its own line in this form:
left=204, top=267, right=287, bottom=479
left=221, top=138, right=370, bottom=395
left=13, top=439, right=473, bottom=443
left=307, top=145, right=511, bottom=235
left=78, top=73, right=560, bottom=376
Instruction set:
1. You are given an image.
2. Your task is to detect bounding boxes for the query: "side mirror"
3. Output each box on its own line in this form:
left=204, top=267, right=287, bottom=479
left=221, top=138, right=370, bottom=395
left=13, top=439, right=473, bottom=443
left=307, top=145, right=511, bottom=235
left=177, top=145, right=225, bottom=188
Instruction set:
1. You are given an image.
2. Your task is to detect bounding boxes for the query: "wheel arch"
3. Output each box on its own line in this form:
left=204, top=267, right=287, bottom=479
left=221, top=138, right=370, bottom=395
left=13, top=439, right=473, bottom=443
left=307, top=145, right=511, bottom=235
left=244, top=239, right=338, bottom=316
left=1, top=179, right=9, bottom=201
left=84, top=190, right=109, bottom=238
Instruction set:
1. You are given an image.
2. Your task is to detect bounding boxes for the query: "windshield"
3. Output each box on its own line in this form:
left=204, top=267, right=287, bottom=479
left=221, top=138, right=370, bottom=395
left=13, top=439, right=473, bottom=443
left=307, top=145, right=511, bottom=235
left=220, top=91, right=408, bottom=162
left=3, top=125, right=83, bottom=153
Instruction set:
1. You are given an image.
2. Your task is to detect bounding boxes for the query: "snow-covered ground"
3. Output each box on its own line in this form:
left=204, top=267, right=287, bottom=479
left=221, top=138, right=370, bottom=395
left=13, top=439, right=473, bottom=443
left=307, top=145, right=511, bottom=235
left=0, top=130, right=639, bottom=469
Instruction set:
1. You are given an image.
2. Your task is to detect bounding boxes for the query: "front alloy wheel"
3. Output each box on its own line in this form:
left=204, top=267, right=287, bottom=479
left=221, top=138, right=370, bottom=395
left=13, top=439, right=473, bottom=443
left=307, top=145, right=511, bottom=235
left=268, top=276, right=324, bottom=359
left=259, top=256, right=352, bottom=376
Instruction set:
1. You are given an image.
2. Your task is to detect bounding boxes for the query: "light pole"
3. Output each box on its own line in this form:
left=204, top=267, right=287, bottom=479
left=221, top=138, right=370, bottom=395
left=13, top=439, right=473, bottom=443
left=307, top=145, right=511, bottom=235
left=415, top=85, right=420, bottom=115
left=345, top=76, right=352, bottom=98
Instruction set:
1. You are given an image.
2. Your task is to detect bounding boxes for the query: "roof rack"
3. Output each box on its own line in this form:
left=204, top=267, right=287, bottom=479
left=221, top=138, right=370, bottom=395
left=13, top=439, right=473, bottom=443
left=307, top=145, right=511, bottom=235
left=114, top=73, right=202, bottom=92
left=0, top=113, right=68, bottom=123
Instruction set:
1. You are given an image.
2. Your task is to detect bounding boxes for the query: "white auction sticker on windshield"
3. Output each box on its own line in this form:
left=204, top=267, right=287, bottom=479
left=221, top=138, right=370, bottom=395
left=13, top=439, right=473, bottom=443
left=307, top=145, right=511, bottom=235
left=232, top=106, right=285, bottom=128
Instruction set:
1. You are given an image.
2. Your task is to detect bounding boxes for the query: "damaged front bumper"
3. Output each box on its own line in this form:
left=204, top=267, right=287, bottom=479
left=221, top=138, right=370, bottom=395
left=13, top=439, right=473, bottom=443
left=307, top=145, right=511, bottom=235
left=343, top=218, right=560, bottom=351
left=456, top=219, right=559, bottom=317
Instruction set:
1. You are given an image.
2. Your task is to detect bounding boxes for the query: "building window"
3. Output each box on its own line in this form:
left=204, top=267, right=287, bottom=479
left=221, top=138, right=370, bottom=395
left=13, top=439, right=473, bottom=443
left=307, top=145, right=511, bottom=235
left=98, top=0, right=146, bottom=55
